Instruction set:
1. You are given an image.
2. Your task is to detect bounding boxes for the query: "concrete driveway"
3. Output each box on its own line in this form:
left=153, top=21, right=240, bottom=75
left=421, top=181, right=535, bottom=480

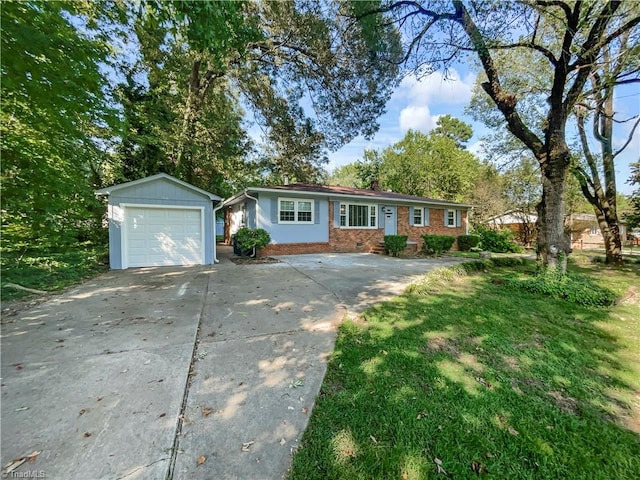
left=1, top=248, right=463, bottom=479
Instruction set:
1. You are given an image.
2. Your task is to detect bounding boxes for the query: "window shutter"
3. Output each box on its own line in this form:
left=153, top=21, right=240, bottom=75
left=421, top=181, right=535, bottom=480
left=333, top=201, right=341, bottom=227
left=445, top=209, right=449, bottom=227
left=425, top=208, right=430, bottom=226
left=409, top=207, right=414, bottom=226
left=314, top=200, right=320, bottom=224
left=456, top=210, right=462, bottom=227
left=270, top=197, right=278, bottom=224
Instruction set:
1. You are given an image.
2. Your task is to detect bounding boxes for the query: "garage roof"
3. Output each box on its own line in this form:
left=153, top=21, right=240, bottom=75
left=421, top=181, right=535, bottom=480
left=95, top=173, right=222, bottom=201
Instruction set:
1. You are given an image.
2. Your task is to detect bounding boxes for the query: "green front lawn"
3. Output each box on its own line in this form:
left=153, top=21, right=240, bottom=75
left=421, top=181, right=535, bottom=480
left=1, top=244, right=109, bottom=301
left=289, top=260, right=640, bottom=479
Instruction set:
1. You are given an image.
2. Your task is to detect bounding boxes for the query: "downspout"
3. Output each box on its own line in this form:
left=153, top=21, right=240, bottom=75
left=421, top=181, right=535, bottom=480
left=213, top=199, right=225, bottom=263
left=244, top=190, right=259, bottom=229
left=244, top=190, right=260, bottom=258
left=466, top=209, right=470, bottom=235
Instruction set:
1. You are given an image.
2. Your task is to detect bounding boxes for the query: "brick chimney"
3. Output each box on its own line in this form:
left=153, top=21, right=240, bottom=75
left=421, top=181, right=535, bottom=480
left=370, top=180, right=380, bottom=191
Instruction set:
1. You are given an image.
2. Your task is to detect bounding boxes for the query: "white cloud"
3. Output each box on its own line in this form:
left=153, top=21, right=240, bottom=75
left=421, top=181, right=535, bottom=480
left=467, top=140, right=487, bottom=159
left=399, top=105, right=437, bottom=133
left=395, top=69, right=477, bottom=106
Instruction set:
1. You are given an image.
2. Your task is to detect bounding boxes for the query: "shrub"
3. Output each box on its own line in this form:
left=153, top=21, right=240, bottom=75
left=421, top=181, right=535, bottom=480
left=235, top=227, right=271, bottom=256
left=422, top=235, right=456, bottom=256
left=383, top=235, right=408, bottom=257
left=506, top=270, right=616, bottom=307
left=473, top=225, right=521, bottom=253
left=457, top=234, right=481, bottom=251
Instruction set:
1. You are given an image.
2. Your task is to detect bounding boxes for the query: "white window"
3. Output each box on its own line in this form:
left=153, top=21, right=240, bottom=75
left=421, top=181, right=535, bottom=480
left=340, top=203, right=377, bottom=228
left=446, top=209, right=457, bottom=227
left=413, top=208, right=423, bottom=226
left=279, top=198, right=314, bottom=224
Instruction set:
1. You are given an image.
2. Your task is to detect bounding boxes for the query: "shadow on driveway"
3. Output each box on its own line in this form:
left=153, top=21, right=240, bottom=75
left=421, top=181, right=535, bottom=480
left=1, top=248, right=463, bottom=479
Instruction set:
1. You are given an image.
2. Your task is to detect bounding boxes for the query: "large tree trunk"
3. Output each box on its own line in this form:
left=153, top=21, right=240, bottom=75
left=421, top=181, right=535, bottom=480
left=598, top=208, right=623, bottom=264
left=175, top=58, right=223, bottom=185
left=537, top=150, right=572, bottom=272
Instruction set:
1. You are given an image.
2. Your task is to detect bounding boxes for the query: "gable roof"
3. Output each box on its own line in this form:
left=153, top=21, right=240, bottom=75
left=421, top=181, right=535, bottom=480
left=95, top=173, right=221, bottom=201
left=225, top=183, right=472, bottom=208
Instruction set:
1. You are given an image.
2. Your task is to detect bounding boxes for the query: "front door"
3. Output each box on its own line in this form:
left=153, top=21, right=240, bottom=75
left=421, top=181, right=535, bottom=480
left=384, top=206, right=397, bottom=235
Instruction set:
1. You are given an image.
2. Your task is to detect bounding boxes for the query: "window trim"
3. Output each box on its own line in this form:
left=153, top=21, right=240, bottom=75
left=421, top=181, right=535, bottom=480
left=413, top=207, right=423, bottom=226
left=339, top=202, right=378, bottom=229
left=278, top=197, right=314, bottom=224
left=444, top=208, right=462, bottom=228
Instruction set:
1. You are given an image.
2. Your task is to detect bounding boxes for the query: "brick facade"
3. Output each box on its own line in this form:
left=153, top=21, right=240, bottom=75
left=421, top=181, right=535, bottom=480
left=397, top=206, right=467, bottom=249
left=260, top=242, right=331, bottom=256
left=328, top=207, right=385, bottom=252
left=261, top=202, right=468, bottom=255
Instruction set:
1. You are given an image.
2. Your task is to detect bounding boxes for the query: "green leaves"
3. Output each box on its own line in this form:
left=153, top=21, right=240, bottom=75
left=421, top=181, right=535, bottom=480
left=1, top=1, right=114, bottom=248
left=379, top=129, right=481, bottom=202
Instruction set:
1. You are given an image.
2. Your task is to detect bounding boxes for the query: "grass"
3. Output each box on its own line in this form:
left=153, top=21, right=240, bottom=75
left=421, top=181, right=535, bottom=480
left=289, top=259, right=640, bottom=479
left=1, top=243, right=109, bottom=301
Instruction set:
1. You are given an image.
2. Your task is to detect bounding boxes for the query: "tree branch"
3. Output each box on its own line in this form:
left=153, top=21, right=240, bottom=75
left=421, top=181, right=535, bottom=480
left=488, top=41, right=558, bottom=66
left=613, top=115, right=640, bottom=159
left=452, top=0, right=544, bottom=158
left=563, top=1, right=622, bottom=114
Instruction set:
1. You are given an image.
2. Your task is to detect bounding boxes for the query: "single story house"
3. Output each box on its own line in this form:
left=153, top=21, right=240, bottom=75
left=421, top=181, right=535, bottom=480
left=487, top=210, right=537, bottom=246
left=96, top=173, right=222, bottom=269
left=487, top=211, right=630, bottom=249
left=223, top=183, right=471, bottom=255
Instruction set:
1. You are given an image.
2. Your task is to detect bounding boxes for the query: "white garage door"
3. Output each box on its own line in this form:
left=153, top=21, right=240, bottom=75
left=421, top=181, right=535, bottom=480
left=124, top=206, right=204, bottom=268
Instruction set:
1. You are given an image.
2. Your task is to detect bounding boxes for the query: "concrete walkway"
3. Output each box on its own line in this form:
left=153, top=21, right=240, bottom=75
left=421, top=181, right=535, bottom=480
left=1, top=247, right=463, bottom=479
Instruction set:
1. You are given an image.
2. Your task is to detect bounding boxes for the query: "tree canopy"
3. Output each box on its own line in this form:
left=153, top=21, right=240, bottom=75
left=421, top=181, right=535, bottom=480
left=1, top=0, right=403, bottom=248
left=1, top=1, right=115, bottom=248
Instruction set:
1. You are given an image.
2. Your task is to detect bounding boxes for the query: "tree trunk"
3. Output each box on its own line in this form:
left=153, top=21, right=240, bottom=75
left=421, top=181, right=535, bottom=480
left=597, top=208, right=623, bottom=264
left=537, top=152, right=572, bottom=272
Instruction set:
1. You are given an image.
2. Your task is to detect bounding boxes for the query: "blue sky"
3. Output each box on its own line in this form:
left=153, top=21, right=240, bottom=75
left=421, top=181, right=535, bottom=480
left=325, top=68, right=640, bottom=195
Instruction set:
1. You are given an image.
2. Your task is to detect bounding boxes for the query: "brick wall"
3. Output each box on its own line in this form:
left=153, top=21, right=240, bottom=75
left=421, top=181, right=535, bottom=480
left=261, top=242, right=331, bottom=256
left=328, top=201, right=385, bottom=252
left=397, top=206, right=467, bottom=250
left=261, top=202, right=468, bottom=255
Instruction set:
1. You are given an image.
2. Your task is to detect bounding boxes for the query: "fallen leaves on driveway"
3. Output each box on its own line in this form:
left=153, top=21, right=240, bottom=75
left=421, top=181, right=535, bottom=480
left=241, top=441, right=255, bottom=452
left=202, top=407, right=213, bottom=417
left=288, top=378, right=305, bottom=389
left=1, top=451, right=41, bottom=476
left=196, top=455, right=206, bottom=466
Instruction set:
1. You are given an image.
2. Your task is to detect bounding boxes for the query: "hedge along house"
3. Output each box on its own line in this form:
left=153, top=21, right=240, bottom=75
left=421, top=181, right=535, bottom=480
left=96, top=173, right=222, bottom=269
left=224, top=183, right=471, bottom=255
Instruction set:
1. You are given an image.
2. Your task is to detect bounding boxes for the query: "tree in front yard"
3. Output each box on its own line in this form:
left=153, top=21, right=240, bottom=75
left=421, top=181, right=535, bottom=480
left=353, top=0, right=639, bottom=271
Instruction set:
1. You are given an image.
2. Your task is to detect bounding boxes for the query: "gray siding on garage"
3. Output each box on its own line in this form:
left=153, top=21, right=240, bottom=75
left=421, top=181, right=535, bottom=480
left=105, top=177, right=215, bottom=269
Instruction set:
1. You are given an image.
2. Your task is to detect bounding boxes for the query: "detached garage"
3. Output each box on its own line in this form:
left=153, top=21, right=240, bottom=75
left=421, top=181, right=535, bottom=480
left=95, top=173, right=222, bottom=269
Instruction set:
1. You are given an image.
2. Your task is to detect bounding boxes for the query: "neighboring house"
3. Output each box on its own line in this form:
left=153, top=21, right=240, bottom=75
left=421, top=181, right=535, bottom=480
left=487, top=211, right=629, bottom=249
left=223, top=183, right=471, bottom=255
left=487, top=210, right=537, bottom=247
left=96, top=173, right=222, bottom=269
left=567, top=213, right=629, bottom=249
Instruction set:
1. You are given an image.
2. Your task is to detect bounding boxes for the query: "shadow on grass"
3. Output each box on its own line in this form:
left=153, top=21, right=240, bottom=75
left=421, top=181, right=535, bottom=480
left=289, top=268, right=640, bottom=480
left=0, top=245, right=109, bottom=301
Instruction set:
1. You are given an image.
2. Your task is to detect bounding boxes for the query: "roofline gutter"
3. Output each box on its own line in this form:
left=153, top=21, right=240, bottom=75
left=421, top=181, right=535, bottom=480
left=225, top=187, right=473, bottom=209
